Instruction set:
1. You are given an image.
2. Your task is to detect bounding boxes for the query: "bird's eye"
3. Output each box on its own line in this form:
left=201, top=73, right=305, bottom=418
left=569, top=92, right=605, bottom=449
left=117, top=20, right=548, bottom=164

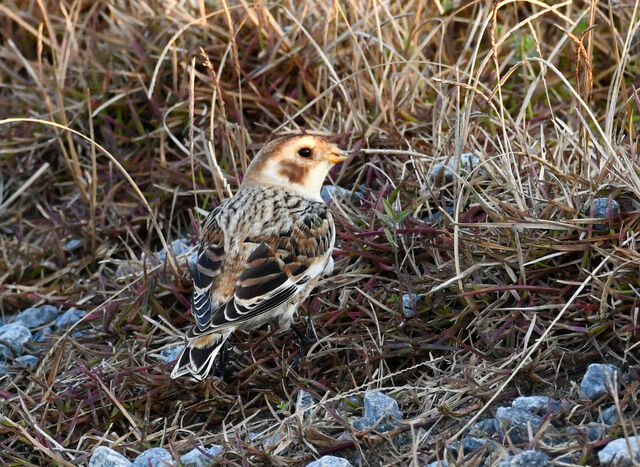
left=298, top=147, right=312, bottom=158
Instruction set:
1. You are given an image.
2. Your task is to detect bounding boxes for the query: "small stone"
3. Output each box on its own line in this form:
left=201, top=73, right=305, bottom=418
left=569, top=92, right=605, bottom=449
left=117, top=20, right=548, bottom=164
left=495, top=407, right=544, bottom=444
left=320, top=186, right=363, bottom=204
left=423, top=205, right=454, bottom=224
left=262, top=432, right=284, bottom=449
left=402, top=293, right=420, bottom=318
left=580, top=363, right=620, bottom=400
left=13, top=305, right=59, bottom=329
left=0, top=323, right=32, bottom=359
left=352, top=391, right=403, bottom=432
left=15, top=354, right=38, bottom=368
left=338, top=396, right=360, bottom=413
left=297, top=389, right=314, bottom=415
left=33, top=326, right=53, bottom=343
left=431, top=153, right=481, bottom=182
left=511, top=396, right=561, bottom=415
left=427, top=461, right=448, bottom=467
left=584, top=423, right=605, bottom=442
left=179, top=445, right=222, bottom=467
left=306, top=455, right=353, bottom=467
left=89, top=446, right=132, bottom=467
left=161, top=345, right=184, bottom=363
left=63, top=239, right=83, bottom=251
left=448, top=437, right=492, bottom=456
left=466, top=418, right=498, bottom=437
left=499, top=450, right=550, bottom=467
left=157, top=239, right=191, bottom=263
left=598, top=435, right=640, bottom=466
left=55, top=308, right=86, bottom=329
left=132, top=448, right=175, bottom=467
left=600, top=405, right=618, bottom=425
left=593, top=198, right=619, bottom=218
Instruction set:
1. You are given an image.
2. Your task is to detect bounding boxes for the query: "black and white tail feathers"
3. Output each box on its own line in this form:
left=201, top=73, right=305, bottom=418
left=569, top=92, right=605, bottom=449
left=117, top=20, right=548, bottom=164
left=170, top=329, right=232, bottom=381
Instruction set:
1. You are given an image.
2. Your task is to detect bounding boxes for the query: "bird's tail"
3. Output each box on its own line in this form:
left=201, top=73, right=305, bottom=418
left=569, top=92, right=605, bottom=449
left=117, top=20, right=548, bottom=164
left=170, top=329, right=233, bottom=381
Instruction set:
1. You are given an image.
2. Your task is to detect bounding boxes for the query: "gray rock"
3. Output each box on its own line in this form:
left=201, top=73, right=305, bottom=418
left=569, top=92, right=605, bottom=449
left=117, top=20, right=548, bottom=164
left=160, top=345, right=184, bottom=363
left=352, top=391, right=403, bottom=432
left=402, top=293, right=420, bottom=318
left=15, top=354, right=38, bottom=368
left=33, top=326, right=52, bottom=343
left=598, top=436, right=640, bottom=466
left=157, top=238, right=191, bottom=263
left=499, top=450, right=550, bottom=467
left=466, top=418, right=499, bottom=437
left=448, top=437, right=492, bottom=456
left=320, top=186, right=364, bottom=204
left=0, top=323, right=32, bottom=359
left=262, top=432, right=284, bottom=450
left=297, top=389, right=314, bottom=415
left=431, top=152, right=481, bottom=182
left=580, top=363, right=620, bottom=400
left=585, top=423, right=605, bottom=442
left=55, top=307, right=85, bottom=329
left=89, top=446, right=132, bottom=467
left=132, top=447, right=175, bottom=467
left=338, top=396, right=360, bottom=413
left=427, top=461, right=448, bottom=467
left=63, top=239, right=83, bottom=251
left=423, top=205, right=454, bottom=224
left=179, top=445, right=222, bottom=467
left=306, top=455, right=353, bottom=467
left=13, top=305, right=59, bottom=329
left=593, top=198, right=619, bottom=218
left=511, top=396, right=560, bottom=415
left=495, top=407, right=544, bottom=444
left=600, top=405, right=618, bottom=425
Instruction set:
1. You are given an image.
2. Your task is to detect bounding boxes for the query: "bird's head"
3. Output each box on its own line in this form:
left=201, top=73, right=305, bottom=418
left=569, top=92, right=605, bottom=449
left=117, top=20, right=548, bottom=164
left=242, top=135, right=347, bottom=201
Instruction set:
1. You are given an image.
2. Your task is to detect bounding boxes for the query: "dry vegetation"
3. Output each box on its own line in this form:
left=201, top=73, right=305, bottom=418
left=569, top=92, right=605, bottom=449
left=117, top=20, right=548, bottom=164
left=1, top=0, right=639, bottom=465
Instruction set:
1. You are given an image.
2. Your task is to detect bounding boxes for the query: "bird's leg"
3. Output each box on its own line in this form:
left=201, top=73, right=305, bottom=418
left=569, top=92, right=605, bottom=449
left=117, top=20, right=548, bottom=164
left=292, top=316, right=316, bottom=357
left=213, top=340, right=229, bottom=380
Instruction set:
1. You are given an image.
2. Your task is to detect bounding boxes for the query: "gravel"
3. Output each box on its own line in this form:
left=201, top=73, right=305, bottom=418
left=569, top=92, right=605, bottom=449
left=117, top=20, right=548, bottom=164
left=179, top=445, right=223, bottom=467
left=131, top=447, right=174, bottom=467
left=495, top=407, right=544, bottom=444
left=88, top=447, right=132, bottom=467
left=351, top=391, right=403, bottom=432
left=499, top=450, right=550, bottom=467
left=0, top=323, right=32, bottom=360
left=306, top=455, right=353, bottom=467
left=13, top=305, right=60, bottom=329
left=580, top=363, right=620, bottom=400
left=511, top=395, right=561, bottom=415
left=598, top=436, right=640, bottom=466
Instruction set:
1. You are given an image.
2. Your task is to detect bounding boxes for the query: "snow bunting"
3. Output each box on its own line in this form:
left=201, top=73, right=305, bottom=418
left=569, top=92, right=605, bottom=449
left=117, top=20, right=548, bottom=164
left=171, top=134, right=347, bottom=380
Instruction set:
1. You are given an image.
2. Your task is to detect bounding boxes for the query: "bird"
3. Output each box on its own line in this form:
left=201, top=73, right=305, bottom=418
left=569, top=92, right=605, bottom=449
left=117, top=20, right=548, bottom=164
left=171, top=134, right=347, bottom=380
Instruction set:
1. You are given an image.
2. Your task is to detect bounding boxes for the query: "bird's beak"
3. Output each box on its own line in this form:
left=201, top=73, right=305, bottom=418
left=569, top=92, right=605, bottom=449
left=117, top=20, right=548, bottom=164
left=325, top=148, right=348, bottom=164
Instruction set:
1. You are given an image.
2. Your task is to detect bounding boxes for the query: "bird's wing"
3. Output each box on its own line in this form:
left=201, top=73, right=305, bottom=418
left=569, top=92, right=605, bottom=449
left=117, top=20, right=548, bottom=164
left=209, top=207, right=335, bottom=328
left=191, top=206, right=225, bottom=330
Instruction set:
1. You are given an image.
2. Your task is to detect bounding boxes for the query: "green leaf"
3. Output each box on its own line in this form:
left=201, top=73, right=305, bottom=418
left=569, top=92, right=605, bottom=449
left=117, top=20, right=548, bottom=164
left=384, top=227, right=398, bottom=249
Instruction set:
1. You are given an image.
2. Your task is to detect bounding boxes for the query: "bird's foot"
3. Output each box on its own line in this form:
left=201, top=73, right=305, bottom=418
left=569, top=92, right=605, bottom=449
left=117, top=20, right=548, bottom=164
left=292, top=316, right=317, bottom=359
left=213, top=340, right=230, bottom=380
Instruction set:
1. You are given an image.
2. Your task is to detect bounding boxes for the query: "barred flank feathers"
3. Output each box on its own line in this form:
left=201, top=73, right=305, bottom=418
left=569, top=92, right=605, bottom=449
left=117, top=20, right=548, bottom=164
left=171, top=330, right=232, bottom=381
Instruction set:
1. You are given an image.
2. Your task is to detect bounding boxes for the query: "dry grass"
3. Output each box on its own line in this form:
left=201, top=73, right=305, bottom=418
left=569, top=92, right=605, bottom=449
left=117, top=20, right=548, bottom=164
left=0, top=0, right=639, bottom=465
